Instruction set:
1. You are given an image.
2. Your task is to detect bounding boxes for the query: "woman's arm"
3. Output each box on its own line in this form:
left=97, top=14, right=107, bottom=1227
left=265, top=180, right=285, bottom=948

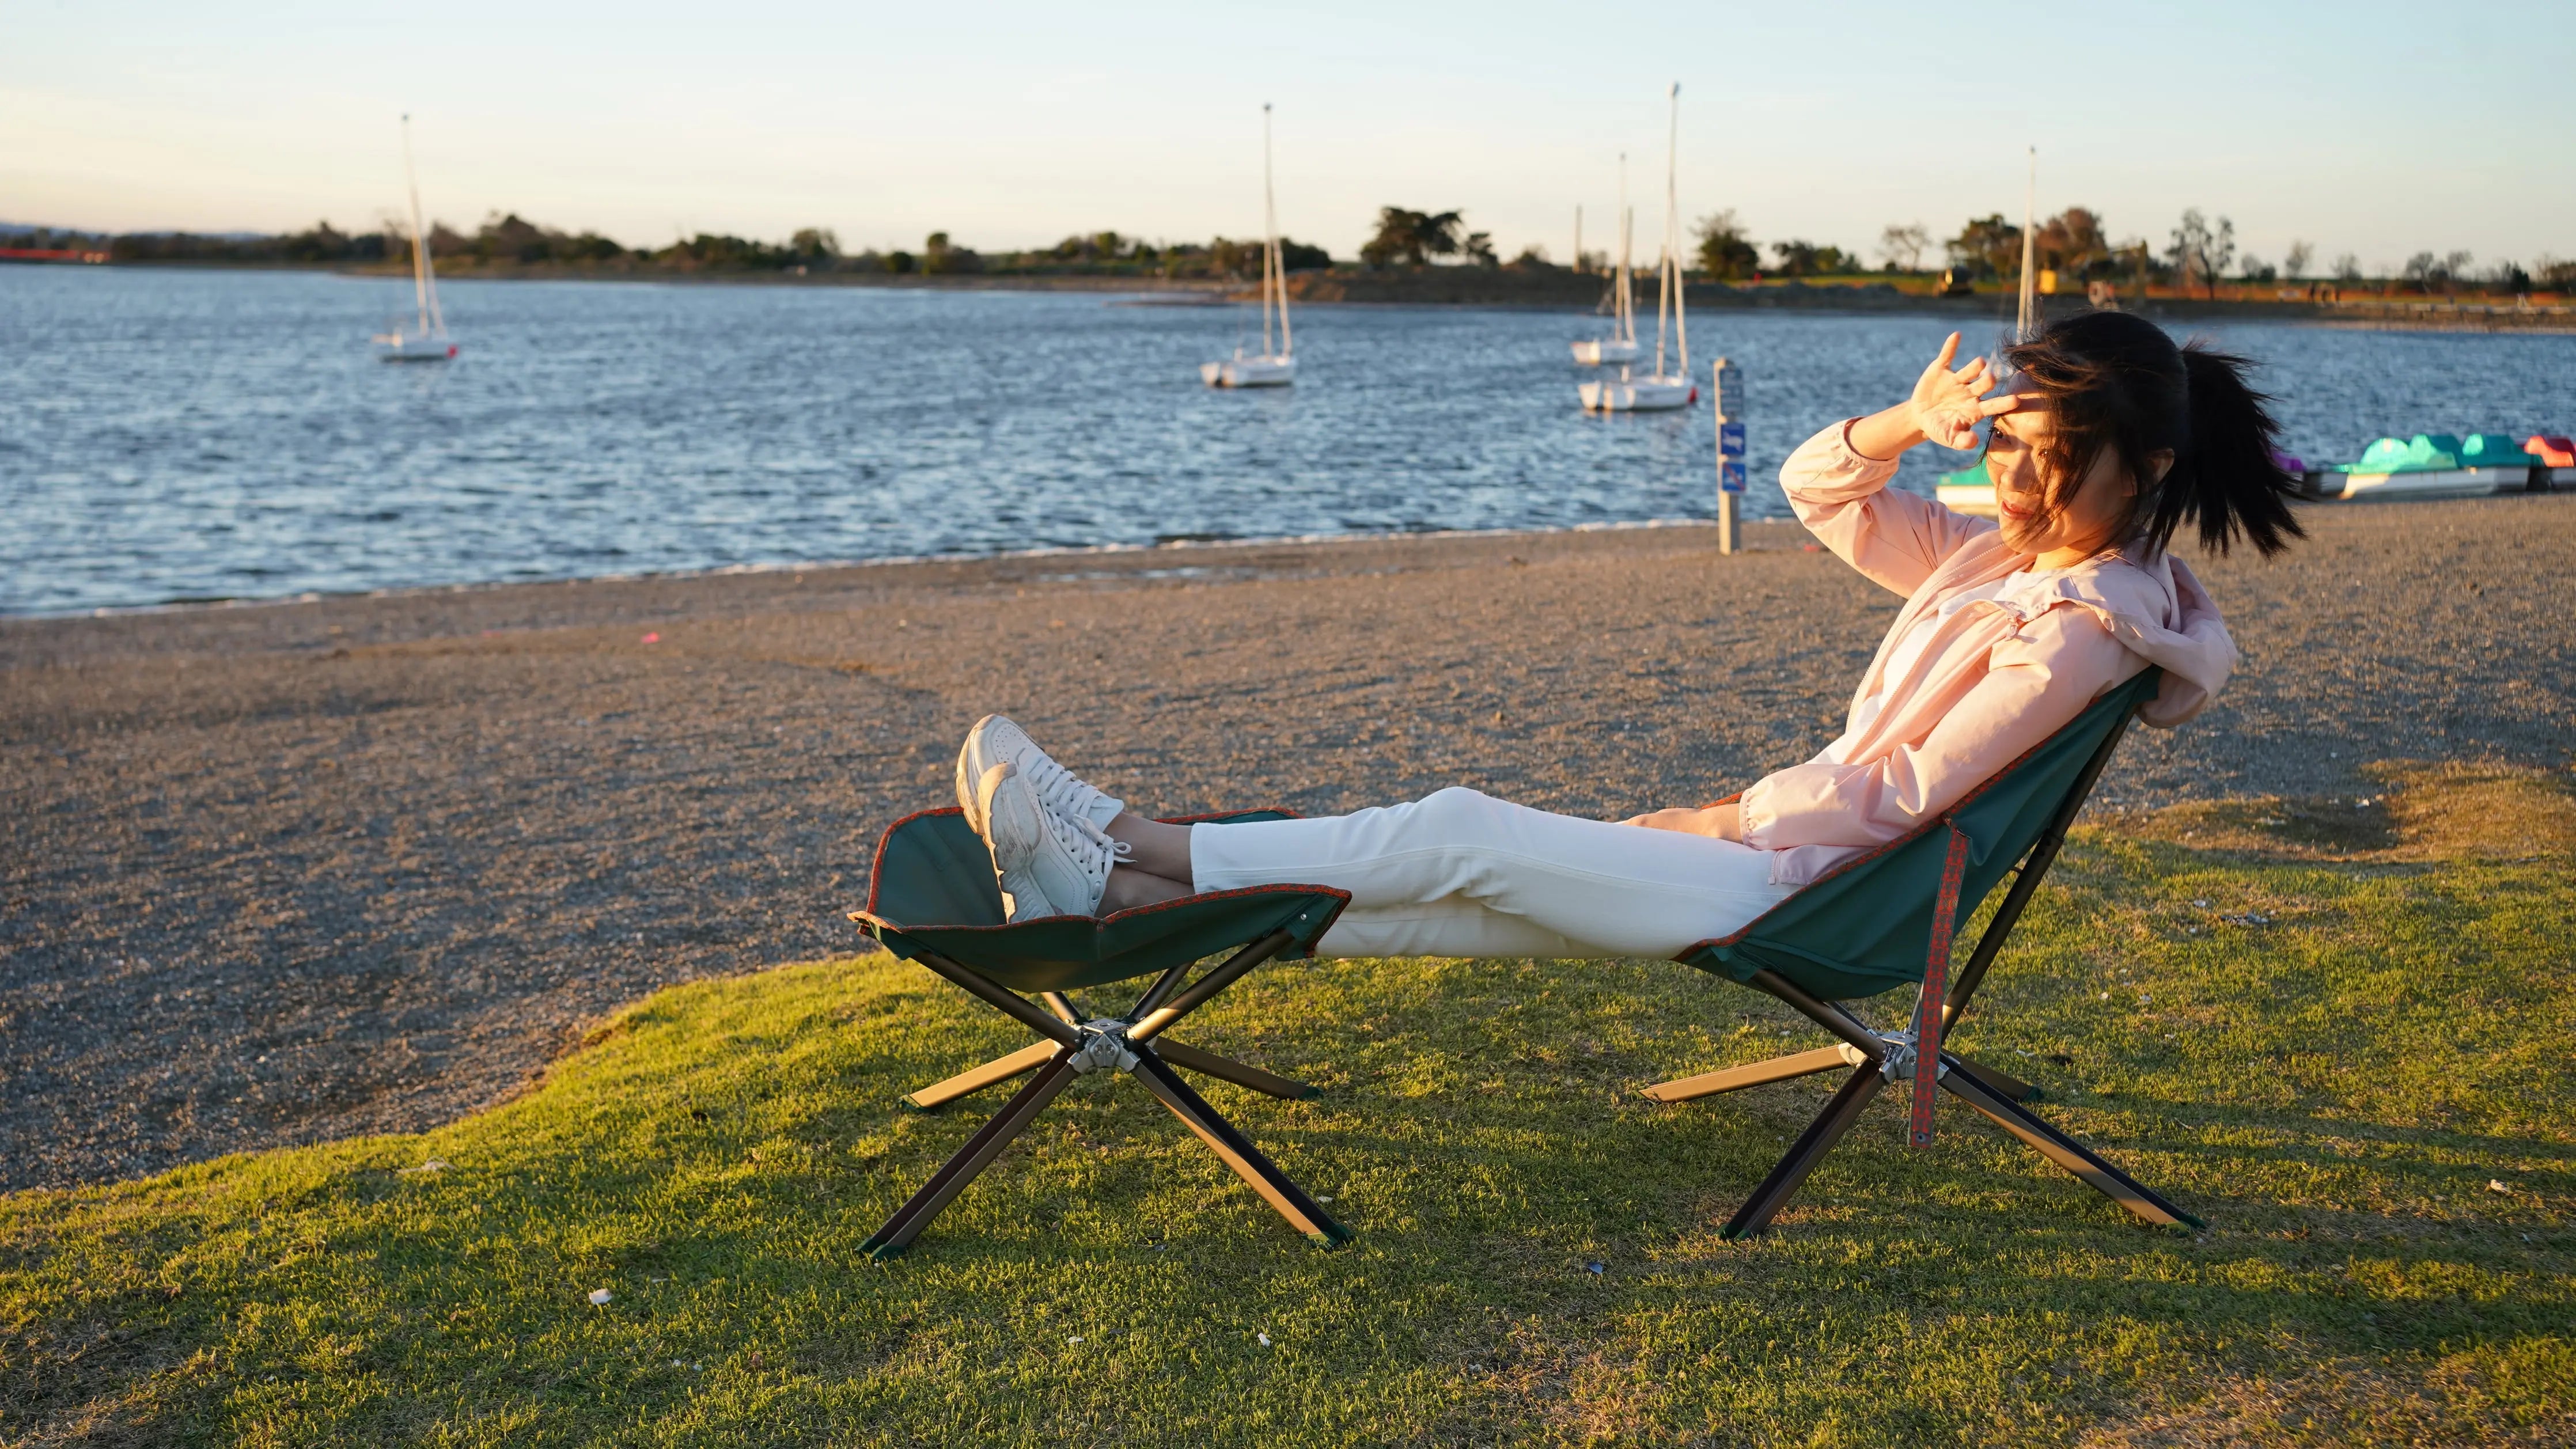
left=1623, top=801, right=1743, bottom=841
left=1853, top=332, right=2010, bottom=458
left=1739, top=607, right=2140, bottom=851
left=1786, top=333, right=2022, bottom=597
left=1623, top=338, right=2038, bottom=843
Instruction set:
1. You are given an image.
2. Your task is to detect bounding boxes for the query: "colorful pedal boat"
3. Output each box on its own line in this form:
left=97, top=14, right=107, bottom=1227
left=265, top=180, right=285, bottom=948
left=2333, top=433, right=2546, bottom=499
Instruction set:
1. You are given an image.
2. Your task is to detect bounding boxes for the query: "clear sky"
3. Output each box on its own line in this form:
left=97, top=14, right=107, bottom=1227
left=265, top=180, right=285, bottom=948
left=5, top=0, right=2570, bottom=274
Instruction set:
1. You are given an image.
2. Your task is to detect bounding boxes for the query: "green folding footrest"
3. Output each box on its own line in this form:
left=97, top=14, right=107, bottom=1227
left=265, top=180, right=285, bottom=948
left=852, top=807, right=1348, bottom=992
left=849, top=806, right=1354, bottom=1259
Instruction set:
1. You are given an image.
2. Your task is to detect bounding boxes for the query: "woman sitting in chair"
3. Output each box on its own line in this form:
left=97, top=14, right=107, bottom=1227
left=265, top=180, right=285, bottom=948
left=954, top=310, right=2304, bottom=959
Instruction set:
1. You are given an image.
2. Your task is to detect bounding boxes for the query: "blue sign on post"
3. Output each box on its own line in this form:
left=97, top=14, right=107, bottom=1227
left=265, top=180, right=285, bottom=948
left=1713, top=356, right=1747, bottom=552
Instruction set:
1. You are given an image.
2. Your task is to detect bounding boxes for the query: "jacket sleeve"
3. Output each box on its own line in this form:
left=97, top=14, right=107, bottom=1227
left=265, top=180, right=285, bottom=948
left=1782, top=419, right=1998, bottom=598
left=1739, top=604, right=2141, bottom=851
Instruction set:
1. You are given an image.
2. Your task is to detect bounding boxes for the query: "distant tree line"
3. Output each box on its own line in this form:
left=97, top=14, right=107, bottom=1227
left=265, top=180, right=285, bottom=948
left=0, top=215, right=1339, bottom=280
left=2, top=221, right=399, bottom=265
left=9, top=210, right=2565, bottom=296
left=1666, top=206, right=2575, bottom=297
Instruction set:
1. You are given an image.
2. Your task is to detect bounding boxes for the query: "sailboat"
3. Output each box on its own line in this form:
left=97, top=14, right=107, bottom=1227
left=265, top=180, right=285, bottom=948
left=374, top=114, right=456, bottom=362
left=1579, top=85, right=1692, bottom=412
left=1202, top=104, right=1294, bottom=388
left=1570, top=156, right=1640, bottom=365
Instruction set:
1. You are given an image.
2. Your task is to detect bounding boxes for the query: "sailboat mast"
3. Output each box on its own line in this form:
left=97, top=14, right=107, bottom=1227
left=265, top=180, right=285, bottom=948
left=1263, top=103, right=1289, bottom=359
left=1667, top=82, right=1686, bottom=378
left=1616, top=154, right=1632, bottom=344
left=1617, top=210, right=1638, bottom=342
left=401, top=115, right=446, bottom=338
left=1652, top=236, right=1669, bottom=375
left=401, top=115, right=431, bottom=337
left=1651, top=85, right=1675, bottom=378
left=2016, top=145, right=2038, bottom=340
left=1620, top=208, right=1634, bottom=342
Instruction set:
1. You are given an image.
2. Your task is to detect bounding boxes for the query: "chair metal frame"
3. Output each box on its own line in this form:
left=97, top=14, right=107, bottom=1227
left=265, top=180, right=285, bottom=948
left=1650, top=688, right=2207, bottom=1239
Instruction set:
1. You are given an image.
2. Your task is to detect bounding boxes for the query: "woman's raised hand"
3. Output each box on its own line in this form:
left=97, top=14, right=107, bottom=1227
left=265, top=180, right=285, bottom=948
left=1908, top=331, right=2018, bottom=450
left=1846, top=332, right=2023, bottom=461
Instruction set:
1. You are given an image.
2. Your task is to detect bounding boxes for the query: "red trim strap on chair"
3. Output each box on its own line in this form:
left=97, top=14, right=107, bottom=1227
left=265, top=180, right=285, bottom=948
left=1910, top=822, right=1971, bottom=1148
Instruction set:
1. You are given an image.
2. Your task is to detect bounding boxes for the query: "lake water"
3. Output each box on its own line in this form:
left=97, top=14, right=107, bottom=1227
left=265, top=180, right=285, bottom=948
left=5, top=265, right=2570, bottom=615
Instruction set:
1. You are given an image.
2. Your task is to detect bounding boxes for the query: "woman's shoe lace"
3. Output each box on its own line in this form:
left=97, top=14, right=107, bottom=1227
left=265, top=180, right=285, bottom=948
left=1032, top=769, right=1132, bottom=863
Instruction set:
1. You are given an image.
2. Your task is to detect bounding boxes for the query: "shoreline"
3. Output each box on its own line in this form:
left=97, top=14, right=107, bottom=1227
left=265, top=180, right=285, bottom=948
left=3, top=497, right=2571, bottom=1192
left=21, top=480, right=2575, bottom=624
left=23, top=257, right=2570, bottom=333
left=8, top=517, right=1730, bottom=624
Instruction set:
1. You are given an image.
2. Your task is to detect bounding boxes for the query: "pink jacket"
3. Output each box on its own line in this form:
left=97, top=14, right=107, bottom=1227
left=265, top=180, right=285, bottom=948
left=1741, top=419, right=2238, bottom=886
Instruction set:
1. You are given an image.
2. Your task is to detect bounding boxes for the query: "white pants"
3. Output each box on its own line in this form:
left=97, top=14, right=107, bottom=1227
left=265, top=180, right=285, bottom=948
left=1188, top=787, right=1794, bottom=959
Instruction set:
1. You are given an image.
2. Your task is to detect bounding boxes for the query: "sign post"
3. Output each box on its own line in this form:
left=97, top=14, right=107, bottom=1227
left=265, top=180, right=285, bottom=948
left=1713, top=356, right=1745, bottom=555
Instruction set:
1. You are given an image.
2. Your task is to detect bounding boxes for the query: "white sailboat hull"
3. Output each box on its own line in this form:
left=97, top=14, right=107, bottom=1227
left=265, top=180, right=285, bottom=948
left=373, top=332, right=456, bottom=362
left=1570, top=338, right=1641, bottom=366
left=1579, top=375, right=1694, bottom=412
left=1202, top=354, right=1295, bottom=388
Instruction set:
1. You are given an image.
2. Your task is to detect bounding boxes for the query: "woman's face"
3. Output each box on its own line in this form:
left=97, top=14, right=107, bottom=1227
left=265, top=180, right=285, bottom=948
left=1983, top=385, right=2141, bottom=559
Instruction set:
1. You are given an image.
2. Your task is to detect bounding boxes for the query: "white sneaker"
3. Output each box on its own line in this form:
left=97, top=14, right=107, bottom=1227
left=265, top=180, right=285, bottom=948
left=976, top=761, right=1119, bottom=921
left=975, top=763, right=1062, bottom=922
left=956, top=715, right=1126, bottom=840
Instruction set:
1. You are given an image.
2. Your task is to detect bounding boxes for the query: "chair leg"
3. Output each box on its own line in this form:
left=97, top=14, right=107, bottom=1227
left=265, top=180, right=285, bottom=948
left=1947, top=1054, right=2040, bottom=1103
left=863, top=1052, right=1081, bottom=1260
left=1938, top=1059, right=2202, bottom=1230
left=1153, top=1038, right=1317, bottom=1101
left=1721, top=1067, right=1886, bottom=1239
left=1130, top=1049, right=1351, bottom=1247
left=1643, top=1045, right=1854, bottom=1103
left=900, top=1040, right=1060, bottom=1112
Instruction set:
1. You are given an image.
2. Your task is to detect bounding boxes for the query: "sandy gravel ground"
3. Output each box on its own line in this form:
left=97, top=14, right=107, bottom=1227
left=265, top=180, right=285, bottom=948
left=4, top=497, right=2571, bottom=1192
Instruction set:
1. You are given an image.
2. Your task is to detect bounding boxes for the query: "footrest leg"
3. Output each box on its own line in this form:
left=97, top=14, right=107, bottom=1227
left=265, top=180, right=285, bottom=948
left=1153, top=1038, right=1318, bottom=1100
left=1643, top=1045, right=1853, bottom=1103
left=1131, top=1049, right=1351, bottom=1248
left=1720, top=1067, right=1885, bottom=1240
left=901, top=1040, right=1061, bottom=1112
left=1939, top=1058, right=2202, bottom=1230
left=864, top=1052, right=1079, bottom=1260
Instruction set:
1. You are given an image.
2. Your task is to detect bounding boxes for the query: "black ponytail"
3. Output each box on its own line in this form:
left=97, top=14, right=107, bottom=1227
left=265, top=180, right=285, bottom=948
left=2002, top=312, right=2306, bottom=559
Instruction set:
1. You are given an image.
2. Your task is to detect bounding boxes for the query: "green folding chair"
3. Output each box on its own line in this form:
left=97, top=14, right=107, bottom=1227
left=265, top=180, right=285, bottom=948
left=1649, top=669, right=2204, bottom=1238
left=848, top=807, right=1354, bottom=1260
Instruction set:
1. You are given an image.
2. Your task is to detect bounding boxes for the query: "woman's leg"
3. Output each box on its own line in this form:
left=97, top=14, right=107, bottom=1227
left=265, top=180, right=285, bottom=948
left=1097, top=831, right=1597, bottom=951
left=1096, top=814, right=1195, bottom=912
left=1306, top=896, right=1597, bottom=958
left=1179, top=787, right=1790, bottom=958
left=973, top=716, right=1784, bottom=951
left=1105, top=814, right=1193, bottom=880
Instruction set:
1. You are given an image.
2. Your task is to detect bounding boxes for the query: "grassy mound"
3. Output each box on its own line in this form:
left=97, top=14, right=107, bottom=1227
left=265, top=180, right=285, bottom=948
left=6, top=801, right=2572, bottom=1446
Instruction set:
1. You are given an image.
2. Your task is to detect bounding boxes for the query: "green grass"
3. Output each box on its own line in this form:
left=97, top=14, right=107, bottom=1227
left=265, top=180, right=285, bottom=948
left=6, top=830, right=2571, bottom=1446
